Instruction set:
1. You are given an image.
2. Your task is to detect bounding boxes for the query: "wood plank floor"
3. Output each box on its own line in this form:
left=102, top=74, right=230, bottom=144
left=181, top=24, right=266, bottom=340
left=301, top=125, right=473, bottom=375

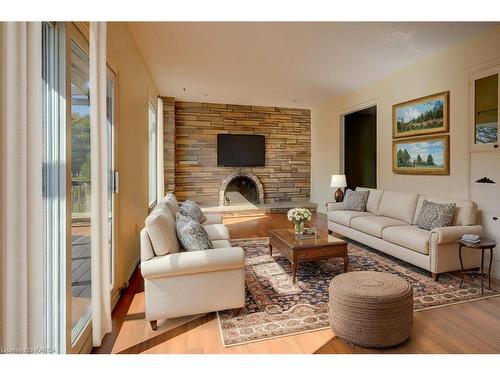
left=92, top=212, right=500, bottom=354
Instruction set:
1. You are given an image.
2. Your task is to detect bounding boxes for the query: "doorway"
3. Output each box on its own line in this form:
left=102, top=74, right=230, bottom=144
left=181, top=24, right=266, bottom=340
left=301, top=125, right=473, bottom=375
left=343, top=106, right=377, bottom=190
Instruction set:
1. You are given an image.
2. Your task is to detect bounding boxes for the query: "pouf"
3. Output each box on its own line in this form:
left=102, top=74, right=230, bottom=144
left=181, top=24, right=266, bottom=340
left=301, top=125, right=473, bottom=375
left=328, top=271, right=413, bottom=348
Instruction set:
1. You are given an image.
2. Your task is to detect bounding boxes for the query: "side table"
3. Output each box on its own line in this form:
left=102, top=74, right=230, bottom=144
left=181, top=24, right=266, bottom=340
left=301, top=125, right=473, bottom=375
left=457, top=238, right=496, bottom=295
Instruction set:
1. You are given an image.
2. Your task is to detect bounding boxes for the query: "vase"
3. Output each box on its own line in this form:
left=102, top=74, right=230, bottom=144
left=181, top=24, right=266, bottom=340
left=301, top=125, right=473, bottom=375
left=294, top=221, right=305, bottom=234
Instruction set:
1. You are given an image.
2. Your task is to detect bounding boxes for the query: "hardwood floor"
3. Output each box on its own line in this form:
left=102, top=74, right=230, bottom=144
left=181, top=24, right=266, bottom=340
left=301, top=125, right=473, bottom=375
left=92, top=212, right=500, bottom=354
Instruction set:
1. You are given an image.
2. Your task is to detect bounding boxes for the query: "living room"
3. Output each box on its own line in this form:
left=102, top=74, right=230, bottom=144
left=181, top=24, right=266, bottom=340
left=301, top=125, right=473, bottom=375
left=1, top=0, right=500, bottom=372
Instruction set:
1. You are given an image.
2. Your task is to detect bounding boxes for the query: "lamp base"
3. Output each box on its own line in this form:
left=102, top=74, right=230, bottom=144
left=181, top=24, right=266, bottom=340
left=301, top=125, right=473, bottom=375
left=334, top=188, right=344, bottom=202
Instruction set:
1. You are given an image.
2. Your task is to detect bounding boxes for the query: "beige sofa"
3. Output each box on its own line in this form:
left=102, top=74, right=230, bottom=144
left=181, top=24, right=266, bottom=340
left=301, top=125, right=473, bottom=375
left=140, top=193, right=245, bottom=330
left=327, top=188, right=483, bottom=280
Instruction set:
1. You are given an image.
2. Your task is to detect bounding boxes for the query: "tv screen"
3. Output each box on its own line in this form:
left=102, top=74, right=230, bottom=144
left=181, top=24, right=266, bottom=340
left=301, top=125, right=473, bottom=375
left=217, top=134, right=265, bottom=167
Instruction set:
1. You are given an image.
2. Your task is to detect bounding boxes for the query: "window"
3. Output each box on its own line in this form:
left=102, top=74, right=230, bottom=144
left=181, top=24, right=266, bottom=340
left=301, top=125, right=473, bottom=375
left=148, top=102, right=157, bottom=207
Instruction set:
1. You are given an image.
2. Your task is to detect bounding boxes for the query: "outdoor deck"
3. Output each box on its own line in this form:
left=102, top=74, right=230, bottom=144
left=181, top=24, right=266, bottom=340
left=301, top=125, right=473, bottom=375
left=71, top=225, right=91, bottom=328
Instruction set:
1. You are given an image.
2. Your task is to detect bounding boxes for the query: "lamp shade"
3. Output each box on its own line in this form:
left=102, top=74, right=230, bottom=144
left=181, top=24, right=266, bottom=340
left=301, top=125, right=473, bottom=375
left=330, top=174, right=347, bottom=188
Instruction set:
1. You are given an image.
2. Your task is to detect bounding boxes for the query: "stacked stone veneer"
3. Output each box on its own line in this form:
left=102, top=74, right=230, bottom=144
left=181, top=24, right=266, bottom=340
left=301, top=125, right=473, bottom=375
left=162, top=97, right=176, bottom=193
left=162, top=99, right=311, bottom=206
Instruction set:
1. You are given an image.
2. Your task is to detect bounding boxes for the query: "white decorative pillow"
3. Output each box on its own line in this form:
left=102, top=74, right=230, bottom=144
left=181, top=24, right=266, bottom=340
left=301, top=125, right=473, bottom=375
left=343, top=189, right=370, bottom=212
left=416, top=199, right=456, bottom=231
left=145, top=209, right=180, bottom=256
left=162, top=193, right=180, bottom=218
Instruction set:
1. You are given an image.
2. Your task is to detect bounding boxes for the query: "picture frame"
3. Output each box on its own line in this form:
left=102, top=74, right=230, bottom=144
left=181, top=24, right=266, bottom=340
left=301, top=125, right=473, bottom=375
left=392, top=91, right=449, bottom=138
left=393, top=134, right=450, bottom=175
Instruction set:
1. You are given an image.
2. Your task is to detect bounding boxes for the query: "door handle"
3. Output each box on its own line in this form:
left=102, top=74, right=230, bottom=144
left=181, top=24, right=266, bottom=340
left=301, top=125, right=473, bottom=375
left=113, top=171, right=119, bottom=194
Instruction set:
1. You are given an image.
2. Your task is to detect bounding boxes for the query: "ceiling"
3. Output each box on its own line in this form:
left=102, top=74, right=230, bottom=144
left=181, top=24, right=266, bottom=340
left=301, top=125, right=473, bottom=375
left=128, top=22, right=496, bottom=108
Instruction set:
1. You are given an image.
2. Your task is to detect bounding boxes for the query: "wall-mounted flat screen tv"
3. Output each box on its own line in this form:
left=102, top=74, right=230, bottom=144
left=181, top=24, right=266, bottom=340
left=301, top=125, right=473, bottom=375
left=217, top=134, right=265, bottom=167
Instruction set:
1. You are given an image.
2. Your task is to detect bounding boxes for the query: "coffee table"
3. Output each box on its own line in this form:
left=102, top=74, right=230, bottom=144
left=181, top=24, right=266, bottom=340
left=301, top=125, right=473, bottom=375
left=269, top=228, right=348, bottom=284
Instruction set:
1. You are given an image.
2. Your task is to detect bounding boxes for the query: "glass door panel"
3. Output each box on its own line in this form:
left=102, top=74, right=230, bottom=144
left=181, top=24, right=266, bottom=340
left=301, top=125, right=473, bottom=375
left=70, top=39, right=92, bottom=342
left=475, top=73, right=498, bottom=144
left=106, top=66, right=116, bottom=288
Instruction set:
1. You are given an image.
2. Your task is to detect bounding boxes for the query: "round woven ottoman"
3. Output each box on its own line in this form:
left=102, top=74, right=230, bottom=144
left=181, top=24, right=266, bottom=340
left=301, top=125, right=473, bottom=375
left=328, top=271, right=413, bottom=348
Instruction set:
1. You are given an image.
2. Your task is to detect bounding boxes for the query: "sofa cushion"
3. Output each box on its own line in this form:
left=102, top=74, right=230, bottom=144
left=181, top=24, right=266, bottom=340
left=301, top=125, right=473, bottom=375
left=162, top=193, right=180, bottom=218
left=377, top=190, right=418, bottom=224
left=343, top=189, right=370, bottom=212
left=176, top=214, right=214, bottom=252
left=351, top=215, right=407, bottom=238
left=356, top=187, right=384, bottom=215
left=202, top=213, right=223, bottom=225
left=141, top=247, right=244, bottom=279
left=145, top=209, right=180, bottom=256
left=212, top=239, right=232, bottom=249
left=413, top=195, right=477, bottom=226
left=327, top=210, right=374, bottom=227
left=382, top=225, right=430, bottom=255
left=180, top=200, right=205, bottom=222
left=203, top=223, right=230, bottom=241
left=416, top=199, right=456, bottom=231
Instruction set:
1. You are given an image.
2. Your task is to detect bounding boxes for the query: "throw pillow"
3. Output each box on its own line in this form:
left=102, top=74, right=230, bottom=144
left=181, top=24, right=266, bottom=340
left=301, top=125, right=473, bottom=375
left=176, top=214, right=214, bottom=252
left=343, top=189, right=370, bottom=212
left=145, top=209, right=180, bottom=256
left=162, top=193, right=180, bottom=218
left=179, top=200, right=205, bottom=222
left=416, top=199, right=456, bottom=231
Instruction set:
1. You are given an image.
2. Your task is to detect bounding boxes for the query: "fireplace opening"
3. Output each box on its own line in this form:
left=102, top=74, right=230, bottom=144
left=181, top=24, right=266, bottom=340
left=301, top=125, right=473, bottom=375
left=224, top=176, right=259, bottom=206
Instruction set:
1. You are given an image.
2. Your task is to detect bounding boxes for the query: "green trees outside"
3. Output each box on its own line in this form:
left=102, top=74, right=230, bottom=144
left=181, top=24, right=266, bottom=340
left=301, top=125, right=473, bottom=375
left=71, top=113, right=91, bottom=214
left=71, top=113, right=91, bottom=181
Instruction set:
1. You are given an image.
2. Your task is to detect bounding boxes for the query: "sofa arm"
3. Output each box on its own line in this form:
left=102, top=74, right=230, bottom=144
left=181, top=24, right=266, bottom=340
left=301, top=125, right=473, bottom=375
left=141, top=247, right=244, bottom=279
left=326, top=201, right=345, bottom=212
left=430, top=225, right=483, bottom=245
left=202, top=213, right=223, bottom=225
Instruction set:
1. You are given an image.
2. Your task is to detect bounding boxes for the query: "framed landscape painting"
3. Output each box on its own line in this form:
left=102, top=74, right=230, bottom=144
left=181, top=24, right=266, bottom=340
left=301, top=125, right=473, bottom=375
left=393, top=91, right=449, bottom=138
left=393, top=135, right=450, bottom=175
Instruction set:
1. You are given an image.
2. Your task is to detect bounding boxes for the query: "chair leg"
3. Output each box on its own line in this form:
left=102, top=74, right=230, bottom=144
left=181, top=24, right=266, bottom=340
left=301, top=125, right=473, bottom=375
left=150, top=320, right=158, bottom=331
left=432, top=273, right=440, bottom=282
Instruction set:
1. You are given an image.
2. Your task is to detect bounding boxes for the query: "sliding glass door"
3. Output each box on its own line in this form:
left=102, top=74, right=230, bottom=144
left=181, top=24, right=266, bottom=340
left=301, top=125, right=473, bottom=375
left=69, top=33, right=92, bottom=344
left=43, top=22, right=117, bottom=352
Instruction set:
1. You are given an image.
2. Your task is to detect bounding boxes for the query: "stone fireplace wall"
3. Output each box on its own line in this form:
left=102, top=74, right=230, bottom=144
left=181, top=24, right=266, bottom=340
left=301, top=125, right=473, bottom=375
left=163, top=99, right=311, bottom=206
left=162, top=97, right=176, bottom=193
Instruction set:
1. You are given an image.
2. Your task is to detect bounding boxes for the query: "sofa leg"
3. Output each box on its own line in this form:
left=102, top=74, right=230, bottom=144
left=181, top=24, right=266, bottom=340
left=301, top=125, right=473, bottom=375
left=432, top=273, right=440, bottom=282
left=150, top=320, right=158, bottom=331
left=232, top=308, right=243, bottom=316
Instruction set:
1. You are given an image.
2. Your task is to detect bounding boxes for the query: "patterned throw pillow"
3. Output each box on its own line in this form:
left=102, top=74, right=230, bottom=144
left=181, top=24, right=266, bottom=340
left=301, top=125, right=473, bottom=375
left=176, top=214, right=214, bottom=252
left=416, top=199, right=456, bottom=231
left=343, top=189, right=370, bottom=212
left=179, top=200, right=205, bottom=222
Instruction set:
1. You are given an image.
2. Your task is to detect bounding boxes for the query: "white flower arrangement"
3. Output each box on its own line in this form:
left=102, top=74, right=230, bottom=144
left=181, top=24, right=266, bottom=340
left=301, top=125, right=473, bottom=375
left=287, top=208, right=312, bottom=224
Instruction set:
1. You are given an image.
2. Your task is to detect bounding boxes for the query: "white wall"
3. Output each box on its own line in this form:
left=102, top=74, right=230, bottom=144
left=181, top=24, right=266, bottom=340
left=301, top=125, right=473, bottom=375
left=107, top=22, right=158, bottom=289
left=311, top=26, right=500, bottom=212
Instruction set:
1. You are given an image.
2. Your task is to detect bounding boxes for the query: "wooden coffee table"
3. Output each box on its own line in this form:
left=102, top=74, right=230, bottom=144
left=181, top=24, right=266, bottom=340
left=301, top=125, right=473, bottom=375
left=269, top=228, right=348, bottom=284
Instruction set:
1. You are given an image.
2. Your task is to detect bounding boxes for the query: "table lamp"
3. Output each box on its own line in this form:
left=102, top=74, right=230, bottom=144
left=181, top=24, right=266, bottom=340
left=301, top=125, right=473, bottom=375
left=330, top=174, right=347, bottom=202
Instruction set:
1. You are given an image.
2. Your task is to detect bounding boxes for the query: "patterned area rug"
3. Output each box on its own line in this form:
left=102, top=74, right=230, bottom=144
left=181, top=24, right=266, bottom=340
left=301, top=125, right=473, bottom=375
left=217, top=237, right=500, bottom=347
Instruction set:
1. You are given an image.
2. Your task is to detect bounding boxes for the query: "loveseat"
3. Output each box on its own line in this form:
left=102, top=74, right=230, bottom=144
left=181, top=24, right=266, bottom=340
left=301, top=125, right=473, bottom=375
left=327, top=187, right=483, bottom=280
left=140, top=193, right=245, bottom=330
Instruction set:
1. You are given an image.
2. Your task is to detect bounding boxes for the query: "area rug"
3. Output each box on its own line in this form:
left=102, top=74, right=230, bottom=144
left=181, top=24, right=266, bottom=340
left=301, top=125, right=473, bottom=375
left=217, top=237, right=500, bottom=347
